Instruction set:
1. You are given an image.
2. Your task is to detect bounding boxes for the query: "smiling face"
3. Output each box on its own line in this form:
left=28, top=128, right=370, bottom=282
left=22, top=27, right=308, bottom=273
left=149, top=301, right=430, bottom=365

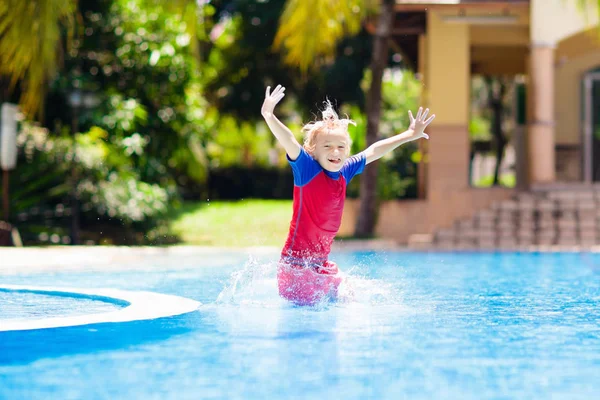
left=311, top=128, right=350, bottom=172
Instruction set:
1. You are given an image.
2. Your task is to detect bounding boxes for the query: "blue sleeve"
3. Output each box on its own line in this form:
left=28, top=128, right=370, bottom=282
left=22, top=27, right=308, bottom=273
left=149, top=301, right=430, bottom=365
left=341, top=152, right=366, bottom=183
left=287, top=148, right=322, bottom=186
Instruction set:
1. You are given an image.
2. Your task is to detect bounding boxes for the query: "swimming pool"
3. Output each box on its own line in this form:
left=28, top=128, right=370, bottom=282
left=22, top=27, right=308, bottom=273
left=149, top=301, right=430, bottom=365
left=1, top=250, right=599, bottom=399
left=0, top=289, right=124, bottom=321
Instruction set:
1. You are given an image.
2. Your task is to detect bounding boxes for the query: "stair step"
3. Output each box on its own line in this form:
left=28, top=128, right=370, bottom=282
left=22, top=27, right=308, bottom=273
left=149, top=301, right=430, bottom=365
left=432, top=185, right=600, bottom=248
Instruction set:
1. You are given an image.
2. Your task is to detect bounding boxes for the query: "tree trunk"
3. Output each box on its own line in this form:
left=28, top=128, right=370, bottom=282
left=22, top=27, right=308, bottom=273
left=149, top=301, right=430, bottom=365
left=487, top=77, right=507, bottom=186
left=354, top=0, right=395, bottom=237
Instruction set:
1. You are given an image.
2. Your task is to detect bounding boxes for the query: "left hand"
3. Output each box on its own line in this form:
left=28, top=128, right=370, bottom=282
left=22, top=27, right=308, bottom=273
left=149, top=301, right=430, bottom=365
left=408, top=107, right=435, bottom=140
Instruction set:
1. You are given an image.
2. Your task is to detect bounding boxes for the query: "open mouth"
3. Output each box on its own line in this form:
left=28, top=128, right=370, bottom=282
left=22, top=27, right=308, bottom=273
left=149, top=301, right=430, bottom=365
left=328, top=158, right=341, bottom=165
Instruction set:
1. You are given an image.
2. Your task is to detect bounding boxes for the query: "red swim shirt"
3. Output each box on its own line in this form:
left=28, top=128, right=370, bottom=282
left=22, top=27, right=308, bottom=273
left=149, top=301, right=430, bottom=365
left=280, top=148, right=366, bottom=266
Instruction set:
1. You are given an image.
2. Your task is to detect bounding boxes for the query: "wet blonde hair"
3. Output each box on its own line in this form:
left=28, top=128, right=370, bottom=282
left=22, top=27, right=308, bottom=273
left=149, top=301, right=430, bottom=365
left=302, top=100, right=355, bottom=155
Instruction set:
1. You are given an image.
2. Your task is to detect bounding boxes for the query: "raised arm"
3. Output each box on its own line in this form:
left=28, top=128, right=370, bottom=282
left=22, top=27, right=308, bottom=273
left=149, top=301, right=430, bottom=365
left=261, top=85, right=301, bottom=160
left=363, top=107, right=435, bottom=164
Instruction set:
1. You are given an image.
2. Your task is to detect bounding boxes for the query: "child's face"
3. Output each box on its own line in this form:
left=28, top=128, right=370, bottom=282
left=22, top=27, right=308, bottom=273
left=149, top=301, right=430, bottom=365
left=313, top=129, right=350, bottom=172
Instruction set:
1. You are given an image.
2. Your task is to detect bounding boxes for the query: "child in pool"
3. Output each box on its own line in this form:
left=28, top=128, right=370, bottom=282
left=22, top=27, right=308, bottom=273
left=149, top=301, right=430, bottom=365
left=261, top=84, right=435, bottom=306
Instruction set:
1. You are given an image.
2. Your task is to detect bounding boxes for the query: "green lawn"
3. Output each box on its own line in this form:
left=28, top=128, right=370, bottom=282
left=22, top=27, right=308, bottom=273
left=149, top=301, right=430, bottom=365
left=169, top=199, right=293, bottom=247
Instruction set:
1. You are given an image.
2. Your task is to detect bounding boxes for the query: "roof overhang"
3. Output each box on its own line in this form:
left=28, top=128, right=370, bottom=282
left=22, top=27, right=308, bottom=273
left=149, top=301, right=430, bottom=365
left=394, top=0, right=530, bottom=11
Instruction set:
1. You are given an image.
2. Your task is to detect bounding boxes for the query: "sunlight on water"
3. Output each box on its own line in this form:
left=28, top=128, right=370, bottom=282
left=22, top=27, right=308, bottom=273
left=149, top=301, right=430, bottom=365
left=0, top=291, right=121, bottom=321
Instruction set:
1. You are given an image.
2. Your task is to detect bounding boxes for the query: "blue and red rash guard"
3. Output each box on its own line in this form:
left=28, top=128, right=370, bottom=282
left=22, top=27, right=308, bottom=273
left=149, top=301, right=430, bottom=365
left=280, top=148, right=366, bottom=267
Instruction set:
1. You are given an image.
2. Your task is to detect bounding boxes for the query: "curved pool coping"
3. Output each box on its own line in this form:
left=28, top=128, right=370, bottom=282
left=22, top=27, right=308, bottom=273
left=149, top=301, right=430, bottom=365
left=0, top=285, right=201, bottom=332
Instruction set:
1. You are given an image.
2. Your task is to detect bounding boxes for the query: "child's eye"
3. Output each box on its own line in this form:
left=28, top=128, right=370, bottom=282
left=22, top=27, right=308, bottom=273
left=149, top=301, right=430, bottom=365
left=338, top=146, right=345, bottom=149
left=324, top=145, right=330, bottom=148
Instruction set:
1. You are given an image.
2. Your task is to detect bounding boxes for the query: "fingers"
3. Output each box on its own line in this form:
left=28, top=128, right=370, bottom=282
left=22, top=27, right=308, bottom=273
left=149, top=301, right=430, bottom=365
left=266, top=84, right=286, bottom=98
left=272, top=84, right=284, bottom=97
left=272, top=84, right=281, bottom=96
left=413, top=107, right=435, bottom=126
left=424, top=114, right=436, bottom=125
left=408, top=110, right=414, bottom=122
left=422, top=132, right=429, bottom=140
left=273, top=93, right=285, bottom=104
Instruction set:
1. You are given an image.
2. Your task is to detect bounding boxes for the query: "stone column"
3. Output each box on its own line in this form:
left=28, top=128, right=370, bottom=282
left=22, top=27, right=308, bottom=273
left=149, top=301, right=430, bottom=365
left=417, top=34, right=428, bottom=199
left=527, top=43, right=556, bottom=183
left=426, top=11, right=470, bottom=196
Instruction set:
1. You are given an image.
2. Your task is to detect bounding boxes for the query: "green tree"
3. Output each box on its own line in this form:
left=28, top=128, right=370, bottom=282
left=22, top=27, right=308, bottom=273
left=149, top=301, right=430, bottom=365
left=33, top=0, right=216, bottom=188
left=0, top=0, right=205, bottom=117
left=202, top=0, right=372, bottom=121
left=0, top=0, right=220, bottom=243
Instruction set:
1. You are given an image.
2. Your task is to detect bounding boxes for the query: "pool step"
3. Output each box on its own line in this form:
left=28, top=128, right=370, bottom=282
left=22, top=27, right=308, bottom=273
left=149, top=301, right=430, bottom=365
left=427, top=186, right=600, bottom=250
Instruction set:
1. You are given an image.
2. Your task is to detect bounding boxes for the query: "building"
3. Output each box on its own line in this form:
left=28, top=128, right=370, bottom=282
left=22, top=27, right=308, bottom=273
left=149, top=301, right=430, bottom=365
left=340, top=0, right=600, bottom=245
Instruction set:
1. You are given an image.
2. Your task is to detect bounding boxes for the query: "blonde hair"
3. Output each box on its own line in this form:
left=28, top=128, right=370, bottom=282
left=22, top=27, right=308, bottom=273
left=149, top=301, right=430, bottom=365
left=302, top=100, right=355, bottom=155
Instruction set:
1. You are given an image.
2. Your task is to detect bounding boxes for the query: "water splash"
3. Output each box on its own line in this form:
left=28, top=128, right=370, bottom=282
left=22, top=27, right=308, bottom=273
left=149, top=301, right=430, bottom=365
left=216, top=256, right=283, bottom=307
left=215, top=255, right=404, bottom=308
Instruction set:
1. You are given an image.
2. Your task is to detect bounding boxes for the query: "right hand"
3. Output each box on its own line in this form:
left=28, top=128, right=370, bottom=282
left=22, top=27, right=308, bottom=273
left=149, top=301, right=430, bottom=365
left=407, top=107, right=435, bottom=140
left=261, top=84, right=286, bottom=118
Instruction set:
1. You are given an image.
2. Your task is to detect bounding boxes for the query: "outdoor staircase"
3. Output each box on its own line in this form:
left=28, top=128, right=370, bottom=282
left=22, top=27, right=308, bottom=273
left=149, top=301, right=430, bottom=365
left=427, top=184, right=600, bottom=250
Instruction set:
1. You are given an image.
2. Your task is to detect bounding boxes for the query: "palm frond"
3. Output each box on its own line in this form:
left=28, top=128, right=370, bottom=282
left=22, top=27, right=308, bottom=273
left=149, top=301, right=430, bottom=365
left=274, top=0, right=371, bottom=73
left=0, top=0, right=77, bottom=118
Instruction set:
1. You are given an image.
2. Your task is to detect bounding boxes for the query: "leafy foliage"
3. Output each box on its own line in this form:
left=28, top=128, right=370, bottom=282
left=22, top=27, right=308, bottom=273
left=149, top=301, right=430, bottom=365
left=16, top=121, right=169, bottom=223
left=346, top=69, right=422, bottom=200
left=5, top=123, right=70, bottom=216
left=46, top=0, right=214, bottom=187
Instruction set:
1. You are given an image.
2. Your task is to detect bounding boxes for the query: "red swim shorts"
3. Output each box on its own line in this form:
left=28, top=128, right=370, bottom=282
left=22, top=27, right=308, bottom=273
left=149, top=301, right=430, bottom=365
left=277, top=260, right=342, bottom=306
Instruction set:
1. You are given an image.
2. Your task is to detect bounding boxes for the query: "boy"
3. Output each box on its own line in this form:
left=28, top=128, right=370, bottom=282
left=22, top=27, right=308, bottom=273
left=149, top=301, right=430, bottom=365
left=261, top=84, right=434, bottom=305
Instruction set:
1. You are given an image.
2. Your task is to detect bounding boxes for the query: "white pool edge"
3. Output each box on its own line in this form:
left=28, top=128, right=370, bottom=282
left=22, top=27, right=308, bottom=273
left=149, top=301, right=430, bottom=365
left=0, top=285, right=201, bottom=332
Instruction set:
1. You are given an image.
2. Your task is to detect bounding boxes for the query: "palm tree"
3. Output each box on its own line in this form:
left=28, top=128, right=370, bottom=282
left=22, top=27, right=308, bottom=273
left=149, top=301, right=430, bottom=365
left=0, top=0, right=77, bottom=118
left=274, top=0, right=396, bottom=237
left=0, top=0, right=204, bottom=119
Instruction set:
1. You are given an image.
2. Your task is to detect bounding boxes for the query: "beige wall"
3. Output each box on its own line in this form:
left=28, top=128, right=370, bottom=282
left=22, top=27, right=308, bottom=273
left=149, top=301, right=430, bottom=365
left=340, top=187, right=514, bottom=243
left=341, top=8, right=514, bottom=244
left=531, top=0, right=598, bottom=46
left=349, top=1, right=600, bottom=242
left=471, top=46, right=528, bottom=75
left=469, top=24, right=529, bottom=75
left=427, top=11, right=470, bottom=125
left=556, top=29, right=600, bottom=145
left=426, top=11, right=470, bottom=193
left=341, top=5, right=538, bottom=243
left=470, top=26, right=529, bottom=47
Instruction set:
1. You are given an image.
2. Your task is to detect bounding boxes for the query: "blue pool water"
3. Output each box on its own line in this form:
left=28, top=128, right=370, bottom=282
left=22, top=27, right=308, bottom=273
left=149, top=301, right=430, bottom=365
left=1, top=251, right=600, bottom=399
left=0, top=290, right=124, bottom=320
